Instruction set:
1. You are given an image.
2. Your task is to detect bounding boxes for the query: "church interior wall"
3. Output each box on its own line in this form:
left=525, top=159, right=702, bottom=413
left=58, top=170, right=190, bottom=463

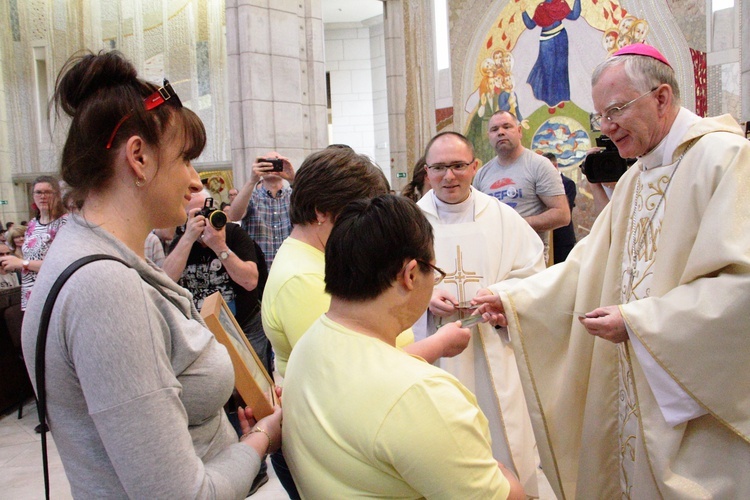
left=744, top=0, right=750, bottom=122
left=449, top=0, right=743, bottom=240
left=369, top=19, right=392, bottom=176
left=324, top=14, right=391, bottom=180
left=0, top=0, right=744, bottom=225
left=225, top=0, right=330, bottom=192
left=0, top=0, right=230, bottom=223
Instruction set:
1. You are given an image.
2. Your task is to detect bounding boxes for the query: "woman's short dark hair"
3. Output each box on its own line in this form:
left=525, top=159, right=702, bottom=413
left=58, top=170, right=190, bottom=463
left=325, top=195, right=434, bottom=301
left=52, top=51, right=206, bottom=208
left=290, top=148, right=389, bottom=225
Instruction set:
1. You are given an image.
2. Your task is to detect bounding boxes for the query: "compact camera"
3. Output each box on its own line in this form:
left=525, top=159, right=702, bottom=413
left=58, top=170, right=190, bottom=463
left=198, top=197, right=227, bottom=230
left=260, top=158, right=284, bottom=172
left=580, top=135, right=636, bottom=184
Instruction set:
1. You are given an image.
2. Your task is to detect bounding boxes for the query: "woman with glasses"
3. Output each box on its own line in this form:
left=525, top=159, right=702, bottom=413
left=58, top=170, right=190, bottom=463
left=282, top=195, right=524, bottom=499
left=21, top=52, right=281, bottom=498
left=0, top=176, right=67, bottom=311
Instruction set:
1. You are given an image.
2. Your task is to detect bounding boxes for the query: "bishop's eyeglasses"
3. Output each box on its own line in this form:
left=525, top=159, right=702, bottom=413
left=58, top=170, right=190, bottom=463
left=591, top=87, right=658, bottom=129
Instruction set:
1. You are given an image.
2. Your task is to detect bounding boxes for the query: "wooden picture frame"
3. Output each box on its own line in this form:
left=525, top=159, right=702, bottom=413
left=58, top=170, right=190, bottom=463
left=200, top=292, right=277, bottom=419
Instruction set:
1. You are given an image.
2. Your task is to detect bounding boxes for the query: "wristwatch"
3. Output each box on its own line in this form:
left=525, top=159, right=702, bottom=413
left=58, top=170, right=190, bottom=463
left=218, top=250, right=232, bottom=261
left=22, top=260, right=30, bottom=271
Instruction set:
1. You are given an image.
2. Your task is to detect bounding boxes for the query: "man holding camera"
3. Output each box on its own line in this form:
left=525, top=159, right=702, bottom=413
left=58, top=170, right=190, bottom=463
left=163, top=190, right=270, bottom=367
left=474, top=44, right=750, bottom=498
left=227, top=152, right=295, bottom=269
left=473, top=110, right=570, bottom=260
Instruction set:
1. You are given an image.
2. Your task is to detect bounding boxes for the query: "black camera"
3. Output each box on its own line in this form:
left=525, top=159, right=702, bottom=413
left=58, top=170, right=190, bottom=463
left=198, top=197, right=227, bottom=230
left=260, top=158, right=284, bottom=172
left=580, top=135, right=636, bottom=183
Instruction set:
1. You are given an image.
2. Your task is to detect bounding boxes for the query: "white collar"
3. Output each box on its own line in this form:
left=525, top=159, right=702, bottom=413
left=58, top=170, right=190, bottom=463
left=639, top=107, right=700, bottom=171
left=431, top=189, right=475, bottom=223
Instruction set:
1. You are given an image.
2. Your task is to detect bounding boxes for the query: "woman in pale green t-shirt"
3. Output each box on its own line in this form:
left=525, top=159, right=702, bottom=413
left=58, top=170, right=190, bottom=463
left=283, top=194, right=525, bottom=499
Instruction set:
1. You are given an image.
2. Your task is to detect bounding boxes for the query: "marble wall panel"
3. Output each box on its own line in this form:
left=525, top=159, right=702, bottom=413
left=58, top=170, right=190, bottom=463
left=269, top=10, right=300, bottom=58
left=241, top=52, right=273, bottom=101
left=273, top=101, right=302, bottom=148
left=249, top=99, right=275, bottom=147
left=271, top=56, right=303, bottom=103
left=240, top=5, right=270, bottom=54
left=271, top=0, right=300, bottom=15
left=326, top=39, right=344, bottom=61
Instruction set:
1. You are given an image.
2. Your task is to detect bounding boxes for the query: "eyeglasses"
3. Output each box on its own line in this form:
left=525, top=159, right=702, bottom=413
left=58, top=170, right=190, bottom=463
left=33, top=190, right=55, bottom=197
left=425, top=160, right=475, bottom=175
left=105, top=79, right=183, bottom=149
left=0, top=252, right=10, bottom=256
left=591, top=87, right=658, bottom=128
left=416, top=259, right=447, bottom=285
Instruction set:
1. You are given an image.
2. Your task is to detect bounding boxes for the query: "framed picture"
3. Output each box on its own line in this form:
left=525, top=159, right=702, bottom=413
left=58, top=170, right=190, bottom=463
left=200, top=292, right=277, bottom=419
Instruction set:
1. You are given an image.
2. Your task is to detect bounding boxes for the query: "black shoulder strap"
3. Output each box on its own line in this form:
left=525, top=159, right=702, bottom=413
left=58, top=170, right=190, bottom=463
left=36, top=255, right=128, bottom=499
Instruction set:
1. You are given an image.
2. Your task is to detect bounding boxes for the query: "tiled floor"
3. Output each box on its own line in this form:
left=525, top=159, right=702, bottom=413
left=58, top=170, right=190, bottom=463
left=2, top=400, right=556, bottom=499
left=0, top=400, right=288, bottom=499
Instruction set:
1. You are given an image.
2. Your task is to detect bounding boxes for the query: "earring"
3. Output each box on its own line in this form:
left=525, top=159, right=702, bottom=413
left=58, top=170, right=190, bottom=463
left=317, top=221, right=322, bottom=226
left=135, top=177, right=146, bottom=188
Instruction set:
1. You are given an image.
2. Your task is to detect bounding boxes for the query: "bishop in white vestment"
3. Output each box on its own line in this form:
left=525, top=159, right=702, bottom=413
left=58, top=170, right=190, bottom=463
left=477, top=45, right=750, bottom=499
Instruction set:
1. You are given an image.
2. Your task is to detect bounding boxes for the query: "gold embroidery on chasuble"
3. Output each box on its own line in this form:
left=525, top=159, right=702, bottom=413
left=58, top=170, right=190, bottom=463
left=618, top=166, right=676, bottom=498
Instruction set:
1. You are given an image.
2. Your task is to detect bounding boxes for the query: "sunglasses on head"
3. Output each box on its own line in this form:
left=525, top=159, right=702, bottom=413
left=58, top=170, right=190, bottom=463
left=105, top=79, right=183, bottom=149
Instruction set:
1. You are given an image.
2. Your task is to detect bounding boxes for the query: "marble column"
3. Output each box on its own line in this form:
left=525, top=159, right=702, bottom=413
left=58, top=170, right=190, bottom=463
left=225, top=0, right=328, bottom=186
left=382, top=0, right=408, bottom=190
left=383, top=0, right=436, bottom=190
left=742, top=0, right=748, bottom=123
left=0, top=1, right=13, bottom=222
left=403, top=0, right=436, bottom=171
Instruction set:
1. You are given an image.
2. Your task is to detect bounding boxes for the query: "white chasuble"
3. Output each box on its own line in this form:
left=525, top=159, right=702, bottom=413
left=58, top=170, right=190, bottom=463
left=491, top=113, right=750, bottom=499
left=418, top=189, right=545, bottom=496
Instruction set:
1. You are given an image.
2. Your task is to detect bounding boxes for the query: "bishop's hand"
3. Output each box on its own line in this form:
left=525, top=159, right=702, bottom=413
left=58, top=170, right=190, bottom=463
left=471, top=289, right=508, bottom=327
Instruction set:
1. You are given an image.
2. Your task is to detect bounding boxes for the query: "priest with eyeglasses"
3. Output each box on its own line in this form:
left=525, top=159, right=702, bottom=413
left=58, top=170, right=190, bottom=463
left=415, top=131, right=546, bottom=497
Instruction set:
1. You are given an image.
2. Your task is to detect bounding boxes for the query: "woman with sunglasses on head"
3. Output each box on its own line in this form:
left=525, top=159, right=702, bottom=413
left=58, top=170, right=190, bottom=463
left=0, top=176, right=67, bottom=312
left=21, top=51, right=281, bottom=498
